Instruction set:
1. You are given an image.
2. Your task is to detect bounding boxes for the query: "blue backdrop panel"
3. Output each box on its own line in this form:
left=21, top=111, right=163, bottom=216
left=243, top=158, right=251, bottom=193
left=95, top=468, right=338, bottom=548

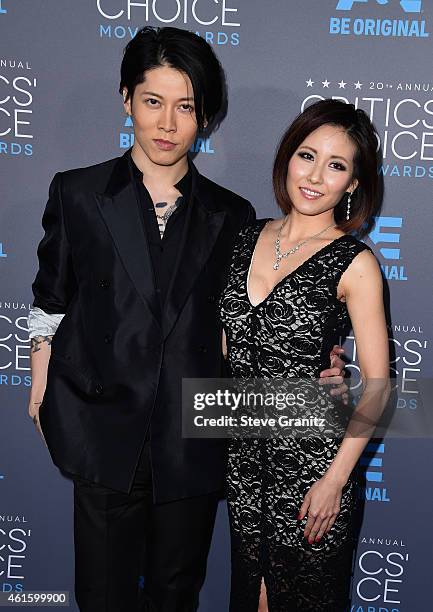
left=1, top=1, right=432, bottom=610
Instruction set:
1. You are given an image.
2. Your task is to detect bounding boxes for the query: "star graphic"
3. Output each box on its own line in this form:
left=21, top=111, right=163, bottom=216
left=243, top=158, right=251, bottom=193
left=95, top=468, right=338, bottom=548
left=306, top=78, right=314, bottom=88
left=322, top=79, right=330, bottom=88
left=338, top=80, right=347, bottom=89
left=354, top=81, right=363, bottom=90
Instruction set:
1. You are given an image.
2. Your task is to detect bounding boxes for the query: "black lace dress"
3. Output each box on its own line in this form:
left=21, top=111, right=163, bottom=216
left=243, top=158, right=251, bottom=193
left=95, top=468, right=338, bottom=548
left=219, top=219, right=371, bottom=612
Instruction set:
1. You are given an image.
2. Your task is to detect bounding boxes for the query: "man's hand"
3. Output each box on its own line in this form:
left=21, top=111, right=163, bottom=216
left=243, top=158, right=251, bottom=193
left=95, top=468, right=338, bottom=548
left=29, top=335, right=52, bottom=445
left=319, top=345, right=348, bottom=399
left=319, top=345, right=345, bottom=382
left=28, top=400, right=46, bottom=443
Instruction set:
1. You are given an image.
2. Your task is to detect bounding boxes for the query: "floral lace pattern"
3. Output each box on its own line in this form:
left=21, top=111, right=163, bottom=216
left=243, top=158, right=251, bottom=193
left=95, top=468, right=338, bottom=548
left=220, top=220, right=371, bottom=611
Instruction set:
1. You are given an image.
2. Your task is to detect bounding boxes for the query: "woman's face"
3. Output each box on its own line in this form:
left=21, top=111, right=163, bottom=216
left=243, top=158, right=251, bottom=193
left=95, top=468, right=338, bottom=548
left=286, top=124, right=359, bottom=217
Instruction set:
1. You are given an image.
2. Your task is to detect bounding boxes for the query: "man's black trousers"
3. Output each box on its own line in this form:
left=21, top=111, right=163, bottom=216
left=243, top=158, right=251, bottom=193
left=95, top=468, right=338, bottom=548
left=73, top=441, right=219, bottom=612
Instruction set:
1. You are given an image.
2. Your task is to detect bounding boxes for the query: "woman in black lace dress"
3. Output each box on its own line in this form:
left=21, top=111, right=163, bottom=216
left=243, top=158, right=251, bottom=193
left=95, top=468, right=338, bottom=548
left=220, top=100, right=389, bottom=611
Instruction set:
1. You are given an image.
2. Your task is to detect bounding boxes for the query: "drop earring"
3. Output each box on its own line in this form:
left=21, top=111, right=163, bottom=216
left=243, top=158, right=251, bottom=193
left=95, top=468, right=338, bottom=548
left=346, top=192, right=352, bottom=221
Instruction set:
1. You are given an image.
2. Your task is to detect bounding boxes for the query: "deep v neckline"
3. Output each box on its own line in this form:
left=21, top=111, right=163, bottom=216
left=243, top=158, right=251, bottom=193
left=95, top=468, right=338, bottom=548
left=246, top=220, right=348, bottom=308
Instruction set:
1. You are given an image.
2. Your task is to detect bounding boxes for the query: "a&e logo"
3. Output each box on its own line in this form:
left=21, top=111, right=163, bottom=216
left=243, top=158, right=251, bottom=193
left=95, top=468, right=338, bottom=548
left=367, top=216, right=408, bottom=281
left=331, top=0, right=428, bottom=37
left=118, top=115, right=215, bottom=154
left=119, top=115, right=134, bottom=149
left=359, top=441, right=390, bottom=502
left=336, top=0, right=422, bottom=11
left=0, top=1, right=6, bottom=15
left=0, top=243, right=7, bottom=258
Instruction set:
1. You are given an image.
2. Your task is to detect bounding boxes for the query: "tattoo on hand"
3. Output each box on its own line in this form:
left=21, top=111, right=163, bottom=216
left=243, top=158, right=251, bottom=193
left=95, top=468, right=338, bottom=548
left=31, top=335, right=53, bottom=353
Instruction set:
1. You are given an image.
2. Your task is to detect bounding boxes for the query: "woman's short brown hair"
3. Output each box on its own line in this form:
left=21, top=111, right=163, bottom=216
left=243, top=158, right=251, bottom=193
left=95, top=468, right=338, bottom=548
left=272, top=99, right=381, bottom=234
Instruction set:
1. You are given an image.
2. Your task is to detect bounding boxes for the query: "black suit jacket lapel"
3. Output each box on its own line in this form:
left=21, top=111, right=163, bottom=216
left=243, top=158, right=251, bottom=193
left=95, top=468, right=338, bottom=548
left=95, top=153, right=161, bottom=327
left=163, top=164, right=226, bottom=340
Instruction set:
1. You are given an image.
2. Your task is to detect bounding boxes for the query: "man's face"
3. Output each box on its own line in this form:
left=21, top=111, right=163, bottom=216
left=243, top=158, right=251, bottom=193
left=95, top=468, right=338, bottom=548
left=124, top=65, right=198, bottom=170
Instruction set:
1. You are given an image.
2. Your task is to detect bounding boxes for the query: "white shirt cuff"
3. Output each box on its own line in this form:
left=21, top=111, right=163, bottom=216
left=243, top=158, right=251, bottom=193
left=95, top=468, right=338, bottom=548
left=28, top=306, right=64, bottom=339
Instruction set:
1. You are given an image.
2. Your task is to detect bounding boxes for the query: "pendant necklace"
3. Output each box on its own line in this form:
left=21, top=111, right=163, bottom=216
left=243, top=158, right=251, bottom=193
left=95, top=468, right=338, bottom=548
left=273, top=218, right=336, bottom=271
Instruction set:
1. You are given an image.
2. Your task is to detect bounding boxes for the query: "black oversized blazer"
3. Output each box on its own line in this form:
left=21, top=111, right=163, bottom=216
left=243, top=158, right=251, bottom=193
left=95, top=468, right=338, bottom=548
left=33, top=151, right=255, bottom=503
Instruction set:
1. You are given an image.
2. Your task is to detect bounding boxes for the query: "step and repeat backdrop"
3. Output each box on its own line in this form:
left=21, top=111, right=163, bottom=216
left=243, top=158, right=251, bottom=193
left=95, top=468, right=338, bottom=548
left=1, top=1, right=432, bottom=610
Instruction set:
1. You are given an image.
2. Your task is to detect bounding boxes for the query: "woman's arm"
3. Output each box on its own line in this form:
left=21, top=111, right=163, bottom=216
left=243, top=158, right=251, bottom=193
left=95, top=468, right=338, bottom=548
left=325, top=249, right=389, bottom=484
left=300, top=249, right=390, bottom=543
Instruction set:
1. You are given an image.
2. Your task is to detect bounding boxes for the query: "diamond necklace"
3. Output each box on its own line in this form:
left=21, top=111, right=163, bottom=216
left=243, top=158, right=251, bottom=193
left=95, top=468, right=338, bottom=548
left=273, top=218, right=336, bottom=270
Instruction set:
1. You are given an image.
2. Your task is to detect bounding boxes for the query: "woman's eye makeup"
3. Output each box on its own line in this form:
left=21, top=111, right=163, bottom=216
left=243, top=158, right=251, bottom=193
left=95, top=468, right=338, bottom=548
left=298, top=151, right=314, bottom=160
left=329, top=161, right=347, bottom=171
left=297, top=151, right=347, bottom=171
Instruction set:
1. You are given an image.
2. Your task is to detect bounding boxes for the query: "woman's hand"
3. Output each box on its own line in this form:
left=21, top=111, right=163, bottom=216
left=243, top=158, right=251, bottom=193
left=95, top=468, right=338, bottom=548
left=298, top=474, right=345, bottom=544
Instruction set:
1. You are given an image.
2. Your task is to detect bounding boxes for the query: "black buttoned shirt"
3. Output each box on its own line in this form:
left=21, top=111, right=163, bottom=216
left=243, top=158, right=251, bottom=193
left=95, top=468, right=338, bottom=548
left=128, top=151, right=192, bottom=309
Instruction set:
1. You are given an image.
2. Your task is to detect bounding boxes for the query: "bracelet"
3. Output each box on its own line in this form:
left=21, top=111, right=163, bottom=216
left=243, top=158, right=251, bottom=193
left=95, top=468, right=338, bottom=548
left=33, top=401, right=42, bottom=405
